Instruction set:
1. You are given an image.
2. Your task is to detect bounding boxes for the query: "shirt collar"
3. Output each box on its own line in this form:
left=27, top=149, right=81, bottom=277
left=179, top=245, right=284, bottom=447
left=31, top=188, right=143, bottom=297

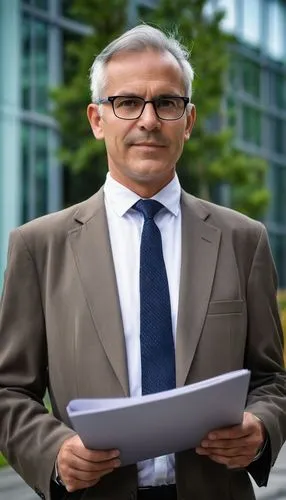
left=104, top=172, right=181, bottom=217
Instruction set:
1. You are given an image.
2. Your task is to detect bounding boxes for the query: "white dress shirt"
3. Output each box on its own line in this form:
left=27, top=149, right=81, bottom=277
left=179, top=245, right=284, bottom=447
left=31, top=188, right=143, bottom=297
left=103, top=173, right=182, bottom=487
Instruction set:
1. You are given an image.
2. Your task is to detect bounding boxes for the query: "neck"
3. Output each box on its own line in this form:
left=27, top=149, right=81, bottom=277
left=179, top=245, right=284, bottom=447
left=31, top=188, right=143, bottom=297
left=109, top=173, right=175, bottom=198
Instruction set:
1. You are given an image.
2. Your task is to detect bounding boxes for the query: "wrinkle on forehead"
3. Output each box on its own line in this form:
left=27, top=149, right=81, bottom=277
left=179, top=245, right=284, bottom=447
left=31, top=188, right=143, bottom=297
left=103, top=49, right=186, bottom=97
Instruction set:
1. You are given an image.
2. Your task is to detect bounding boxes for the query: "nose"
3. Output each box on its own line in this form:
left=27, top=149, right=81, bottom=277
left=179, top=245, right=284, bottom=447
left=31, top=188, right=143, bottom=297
left=137, top=102, right=161, bottom=131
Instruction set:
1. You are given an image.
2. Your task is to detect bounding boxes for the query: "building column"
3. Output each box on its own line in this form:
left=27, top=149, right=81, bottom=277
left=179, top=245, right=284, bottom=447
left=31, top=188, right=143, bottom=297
left=0, top=0, right=21, bottom=287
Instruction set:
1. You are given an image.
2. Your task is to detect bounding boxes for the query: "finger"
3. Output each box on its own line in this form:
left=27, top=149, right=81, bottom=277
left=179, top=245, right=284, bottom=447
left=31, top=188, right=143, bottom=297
left=65, top=461, right=120, bottom=482
left=67, top=466, right=116, bottom=484
left=207, top=453, right=253, bottom=468
left=200, top=435, right=259, bottom=449
left=64, top=455, right=121, bottom=473
left=64, top=477, right=100, bottom=493
left=196, top=446, right=255, bottom=458
left=207, top=412, right=263, bottom=442
left=63, top=466, right=116, bottom=493
left=207, top=425, right=251, bottom=441
left=72, top=447, right=120, bottom=463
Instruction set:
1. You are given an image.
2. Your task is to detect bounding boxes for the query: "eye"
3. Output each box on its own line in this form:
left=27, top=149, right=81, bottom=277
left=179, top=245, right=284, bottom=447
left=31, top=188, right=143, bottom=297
left=156, top=98, right=177, bottom=108
left=116, top=97, right=142, bottom=108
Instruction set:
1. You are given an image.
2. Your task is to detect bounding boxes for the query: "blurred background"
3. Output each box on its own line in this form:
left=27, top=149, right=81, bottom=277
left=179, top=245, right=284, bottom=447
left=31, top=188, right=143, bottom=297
left=0, top=0, right=286, bottom=290
left=0, top=1, right=285, bottom=496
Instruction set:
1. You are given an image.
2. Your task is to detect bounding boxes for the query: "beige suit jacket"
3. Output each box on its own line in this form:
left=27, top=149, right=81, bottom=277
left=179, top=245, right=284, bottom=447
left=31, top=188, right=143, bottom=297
left=0, top=189, right=285, bottom=500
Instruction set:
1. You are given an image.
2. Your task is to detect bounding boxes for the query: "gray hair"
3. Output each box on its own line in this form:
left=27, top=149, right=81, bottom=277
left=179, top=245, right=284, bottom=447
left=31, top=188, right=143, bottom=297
left=90, top=24, right=194, bottom=102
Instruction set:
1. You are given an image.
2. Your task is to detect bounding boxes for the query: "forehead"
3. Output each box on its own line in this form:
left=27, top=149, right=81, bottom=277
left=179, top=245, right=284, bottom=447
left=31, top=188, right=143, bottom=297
left=104, top=49, right=186, bottom=96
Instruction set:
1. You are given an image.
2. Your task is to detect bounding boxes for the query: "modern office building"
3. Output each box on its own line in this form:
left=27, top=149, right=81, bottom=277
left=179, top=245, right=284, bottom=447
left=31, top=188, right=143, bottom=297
left=0, top=0, right=286, bottom=287
left=0, top=0, right=90, bottom=287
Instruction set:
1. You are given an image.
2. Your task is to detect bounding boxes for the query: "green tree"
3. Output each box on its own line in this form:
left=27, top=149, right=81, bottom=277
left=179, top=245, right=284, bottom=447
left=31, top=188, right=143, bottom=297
left=52, top=0, right=127, bottom=205
left=53, top=0, right=269, bottom=219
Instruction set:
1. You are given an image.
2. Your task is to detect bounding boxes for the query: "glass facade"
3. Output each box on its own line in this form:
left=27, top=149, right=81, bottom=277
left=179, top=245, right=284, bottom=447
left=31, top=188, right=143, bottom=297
left=265, top=0, right=285, bottom=60
left=242, top=0, right=261, bottom=46
left=213, top=0, right=286, bottom=62
left=199, top=0, right=286, bottom=285
left=21, top=124, right=49, bottom=221
left=0, top=0, right=87, bottom=285
left=0, top=1, right=21, bottom=288
left=22, top=15, right=49, bottom=113
left=20, top=1, right=62, bottom=227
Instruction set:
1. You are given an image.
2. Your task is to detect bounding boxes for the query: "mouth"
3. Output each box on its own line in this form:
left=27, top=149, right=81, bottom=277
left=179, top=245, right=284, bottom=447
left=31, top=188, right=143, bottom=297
left=133, top=143, right=165, bottom=148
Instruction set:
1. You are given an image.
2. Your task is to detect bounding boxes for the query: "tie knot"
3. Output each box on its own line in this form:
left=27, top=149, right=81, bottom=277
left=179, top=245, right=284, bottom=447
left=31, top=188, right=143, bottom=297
left=134, top=199, right=164, bottom=221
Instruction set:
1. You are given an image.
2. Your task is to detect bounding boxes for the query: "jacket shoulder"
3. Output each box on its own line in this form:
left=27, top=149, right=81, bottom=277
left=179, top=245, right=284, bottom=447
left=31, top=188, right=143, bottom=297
left=184, top=192, right=264, bottom=234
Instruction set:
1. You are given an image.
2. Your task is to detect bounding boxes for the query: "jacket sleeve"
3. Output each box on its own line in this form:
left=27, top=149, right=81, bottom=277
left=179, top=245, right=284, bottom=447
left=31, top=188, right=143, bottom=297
left=0, top=229, right=75, bottom=500
left=244, top=225, right=286, bottom=486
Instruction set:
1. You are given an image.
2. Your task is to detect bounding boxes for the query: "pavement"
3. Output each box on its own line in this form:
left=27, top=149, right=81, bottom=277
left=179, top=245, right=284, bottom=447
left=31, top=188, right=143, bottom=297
left=0, top=445, right=285, bottom=499
left=251, top=443, right=286, bottom=499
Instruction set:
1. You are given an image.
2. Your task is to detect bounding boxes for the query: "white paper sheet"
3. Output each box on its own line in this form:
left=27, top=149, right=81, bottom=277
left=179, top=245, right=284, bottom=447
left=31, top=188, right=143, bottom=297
left=67, top=369, right=250, bottom=466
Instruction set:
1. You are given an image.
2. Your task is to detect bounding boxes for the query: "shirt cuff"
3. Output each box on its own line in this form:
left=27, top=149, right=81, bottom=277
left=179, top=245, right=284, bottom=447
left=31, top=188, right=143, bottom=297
left=252, top=434, right=269, bottom=462
left=52, top=460, right=65, bottom=488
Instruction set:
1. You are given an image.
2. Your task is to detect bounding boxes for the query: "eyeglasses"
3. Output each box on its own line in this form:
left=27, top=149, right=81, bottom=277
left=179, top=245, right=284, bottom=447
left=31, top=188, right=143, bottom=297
left=95, top=95, right=190, bottom=121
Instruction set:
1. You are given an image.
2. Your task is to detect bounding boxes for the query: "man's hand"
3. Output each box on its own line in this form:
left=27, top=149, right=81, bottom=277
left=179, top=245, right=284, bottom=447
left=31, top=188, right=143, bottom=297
left=196, top=412, right=266, bottom=469
left=56, top=435, right=120, bottom=492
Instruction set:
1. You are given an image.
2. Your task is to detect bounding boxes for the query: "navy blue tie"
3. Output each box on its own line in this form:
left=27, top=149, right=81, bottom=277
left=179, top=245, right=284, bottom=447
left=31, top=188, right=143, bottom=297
left=134, top=199, right=176, bottom=395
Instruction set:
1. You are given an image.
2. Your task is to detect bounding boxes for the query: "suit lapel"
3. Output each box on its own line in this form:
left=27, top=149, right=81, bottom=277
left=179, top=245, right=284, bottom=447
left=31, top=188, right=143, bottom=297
left=68, top=190, right=129, bottom=397
left=176, top=191, right=221, bottom=387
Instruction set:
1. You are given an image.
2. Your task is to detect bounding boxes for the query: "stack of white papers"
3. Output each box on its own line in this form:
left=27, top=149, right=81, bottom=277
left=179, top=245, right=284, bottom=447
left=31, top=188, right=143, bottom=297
left=67, top=369, right=250, bottom=466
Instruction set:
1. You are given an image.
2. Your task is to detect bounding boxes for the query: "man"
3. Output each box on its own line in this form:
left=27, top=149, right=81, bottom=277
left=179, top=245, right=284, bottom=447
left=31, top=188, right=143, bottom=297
left=0, top=24, right=285, bottom=500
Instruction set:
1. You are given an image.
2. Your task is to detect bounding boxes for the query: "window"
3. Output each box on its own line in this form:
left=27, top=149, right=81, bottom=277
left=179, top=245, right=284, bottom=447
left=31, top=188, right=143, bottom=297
left=34, top=20, right=48, bottom=113
left=228, top=53, right=241, bottom=90
left=22, top=15, right=32, bottom=110
left=226, top=96, right=237, bottom=129
left=269, top=72, right=286, bottom=110
left=242, top=0, right=261, bottom=46
left=21, top=124, right=31, bottom=223
left=217, top=0, right=236, bottom=32
left=270, top=233, right=286, bottom=288
left=272, top=165, right=286, bottom=225
left=33, top=0, right=48, bottom=8
left=242, top=105, right=261, bottom=146
left=35, top=127, right=48, bottom=216
left=271, top=119, right=286, bottom=156
left=241, top=59, right=260, bottom=98
left=21, top=0, right=48, bottom=9
left=266, top=0, right=285, bottom=61
left=21, top=15, right=49, bottom=113
left=21, top=124, right=48, bottom=222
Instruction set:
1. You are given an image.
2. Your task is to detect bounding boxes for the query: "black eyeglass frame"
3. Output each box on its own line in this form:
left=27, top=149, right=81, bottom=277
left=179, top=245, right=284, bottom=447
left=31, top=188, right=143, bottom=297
left=95, top=95, right=190, bottom=121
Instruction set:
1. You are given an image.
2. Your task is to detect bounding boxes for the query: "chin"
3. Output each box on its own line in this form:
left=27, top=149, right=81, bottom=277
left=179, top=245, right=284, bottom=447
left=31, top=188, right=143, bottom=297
left=131, top=167, right=170, bottom=181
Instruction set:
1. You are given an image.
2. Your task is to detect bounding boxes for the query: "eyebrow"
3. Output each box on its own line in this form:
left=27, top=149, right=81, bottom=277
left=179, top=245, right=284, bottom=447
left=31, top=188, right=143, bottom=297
left=113, top=92, right=184, bottom=98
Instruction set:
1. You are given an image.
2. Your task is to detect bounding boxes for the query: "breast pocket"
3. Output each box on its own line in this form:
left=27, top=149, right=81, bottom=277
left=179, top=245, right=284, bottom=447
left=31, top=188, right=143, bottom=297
left=197, top=299, right=246, bottom=373
left=207, top=299, right=244, bottom=316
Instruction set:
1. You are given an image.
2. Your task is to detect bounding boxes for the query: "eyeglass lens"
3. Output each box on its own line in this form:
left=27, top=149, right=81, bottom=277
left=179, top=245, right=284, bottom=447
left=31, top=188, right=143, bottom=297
left=112, top=96, right=186, bottom=120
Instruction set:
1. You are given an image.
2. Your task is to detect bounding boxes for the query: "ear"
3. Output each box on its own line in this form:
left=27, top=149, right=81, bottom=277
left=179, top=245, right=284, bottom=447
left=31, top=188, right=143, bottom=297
left=87, top=103, right=105, bottom=140
left=184, top=104, right=196, bottom=141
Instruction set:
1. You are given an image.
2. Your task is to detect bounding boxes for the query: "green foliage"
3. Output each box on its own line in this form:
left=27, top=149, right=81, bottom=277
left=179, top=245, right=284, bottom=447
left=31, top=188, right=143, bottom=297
left=0, top=453, right=7, bottom=468
left=52, top=0, right=127, bottom=204
left=53, top=0, right=270, bottom=218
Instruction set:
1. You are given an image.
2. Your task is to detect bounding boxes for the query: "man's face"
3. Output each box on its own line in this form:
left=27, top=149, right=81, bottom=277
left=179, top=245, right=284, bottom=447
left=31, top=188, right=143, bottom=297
left=87, top=49, right=196, bottom=195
